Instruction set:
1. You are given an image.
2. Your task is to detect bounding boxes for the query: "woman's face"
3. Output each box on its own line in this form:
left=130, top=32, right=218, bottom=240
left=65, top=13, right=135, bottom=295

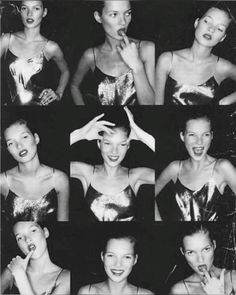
left=20, top=1, right=47, bottom=29
left=102, top=238, right=137, bottom=283
left=194, top=7, right=231, bottom=47
left=4, top=122, right=39, bottom=164
left=98, top=128, right=129, bottom=167
left=181, top=231, right=215, bottom=277
left=13, top=222, right=49, bottom=259
left=95, top=1, right=132, bottom=41
left=180, top=118, right=213, bottom=161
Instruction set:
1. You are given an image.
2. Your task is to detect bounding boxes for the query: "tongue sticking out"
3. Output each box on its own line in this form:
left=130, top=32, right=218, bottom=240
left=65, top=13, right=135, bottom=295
left=198, top=265, right=207, bottom=272
left=118, top=29, right=125, bottom=36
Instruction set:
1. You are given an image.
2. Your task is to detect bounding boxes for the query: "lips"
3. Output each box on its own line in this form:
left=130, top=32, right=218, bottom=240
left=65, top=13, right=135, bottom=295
left=28, top=243, right=36, bottom=252
left=26, top=18, right=34, bottom=24
left=118, top=28, right=126, bottom=36
left=19, top=149, right=28, bottom=157
left=198, top=264, right=207, bottom=272
left=192, top=147, right=204, bottom=156
left=203, top=34, right=212, bottom=40
left=108, top=156, right=119, bottom=162
left=111, top=269, right=125, bottom=276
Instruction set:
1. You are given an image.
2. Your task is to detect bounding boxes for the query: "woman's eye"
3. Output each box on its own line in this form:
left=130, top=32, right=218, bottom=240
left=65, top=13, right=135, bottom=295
left=125, top=255, right=132, bottom=259
left=110, top=13, right=117, bottom=17
left=121, top=143, right=127, bottom=146
left=21, top=7, right=26, bottom=11
left=17, top=236, right=23, bottom=242
left=7, top=142, right=13, bottom=147
left=218, top=27, right=224, bottom=32
left=204, top=246, right=211, bottom=252
left=186, top=251, right=193, bottom=256
left=125, top=11, right=132, bottom=17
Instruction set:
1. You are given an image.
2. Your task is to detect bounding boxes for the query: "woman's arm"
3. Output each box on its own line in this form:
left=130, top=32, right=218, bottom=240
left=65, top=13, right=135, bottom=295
left=124, top=107, right=155, bottom=152
left=0, top=172, right=9, bottom=198
left=77, top=285, right=90, bottom=295
left=1, top=267, right=14, bottom=294
left=0, top=33, right=10, bottom=58
left=131, top=167, right=155, bottom=194
left=40, top=41, right=70, bottom=105
left=155, top=52, right=172, bottom=105
left=117, top=34, right=155, bottom=104
left=218, top=59, right=236, bottom=105
left=219, top=159, right=236, bottom=195
left=54, top=170, right=69, bottom=221
left=70, top=49, right=93, bottom=105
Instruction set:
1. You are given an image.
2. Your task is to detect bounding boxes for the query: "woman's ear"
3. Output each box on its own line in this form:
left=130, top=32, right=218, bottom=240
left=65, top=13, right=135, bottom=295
left=213, top=240, right=216, bottom=250
left=134, top=254, right=138, bottom=265
left=94, top=11, right=102, bottom=24
left=43, top=8, right=47, bottom=18
left=180, top=247, right=184, bottom=255
left=101, top=251, right=104, bottom=262
left=220, top=34, right=226, bottom=43
left=97, top=139, right=101, bottom=150
left=194, top=18, right=199, bottom=29
left=180, top=132, right=184, bottom=143
left=43, top=227, right=49, bottom=239
left=34, top=133, right=40, bottom=145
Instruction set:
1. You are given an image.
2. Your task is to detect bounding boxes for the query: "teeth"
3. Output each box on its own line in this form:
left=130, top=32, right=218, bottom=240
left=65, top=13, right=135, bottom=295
left=108, top=156, right=119, bottom=162
left=28, top=244, right=36, bottom=251
left=19, top=150, right=28, bottom=157
left=198, top=265, right=207, bottom=272
left=111, top=269, right=124, bottom=275
left=203, top=34, right=211, bottom=40
left=193, top=147, right=204, bottom=154
left=118, top=29, right=125, bottom=36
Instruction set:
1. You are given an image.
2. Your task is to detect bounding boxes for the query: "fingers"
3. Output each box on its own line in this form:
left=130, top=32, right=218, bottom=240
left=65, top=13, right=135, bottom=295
left=25, top=250, right=34, bottom=262
left=39, top=89, right=58, bottom=105
left=98, top=120, right=115, bottom=127
left=203, top=270, right=211, bottom=281
left=124, top=106, right=133, bottom=121
left=120, top=30, right=130, bottom=45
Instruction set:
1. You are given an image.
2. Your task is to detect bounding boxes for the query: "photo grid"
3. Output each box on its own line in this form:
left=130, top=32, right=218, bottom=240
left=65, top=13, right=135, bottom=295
left=1, top=0, right=236, bottom=294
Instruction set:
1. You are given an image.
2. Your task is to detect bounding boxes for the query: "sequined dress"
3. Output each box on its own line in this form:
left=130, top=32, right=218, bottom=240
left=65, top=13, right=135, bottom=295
left=164, top=52, right=220, bottom=105
left=2, top=170, right=58, bottom=223
left=81, top=45, right=141, bottom=105
left=85, top=167, right=136, bottom=221
left=2, top=34, right=50, bottom=105
left=173, top=160, right=222, bottom=221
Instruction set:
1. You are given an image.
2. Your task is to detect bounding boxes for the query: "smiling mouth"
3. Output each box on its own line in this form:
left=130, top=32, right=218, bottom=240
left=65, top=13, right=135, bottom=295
left=198, top=264, right=207, bottom=272
left=108, top=156, right=119, bottom=162
left=203, top=34, right=212, bottom=40
left=192, top=147, right=204, bottom=156
left=111, top=269, right=125, bottom=276
left=19, top=149, right=28, bottom=157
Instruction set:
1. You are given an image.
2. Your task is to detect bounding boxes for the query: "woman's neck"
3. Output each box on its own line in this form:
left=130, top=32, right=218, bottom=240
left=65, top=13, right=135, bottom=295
left=102, top=163, right=122, bottom=177
left=28, top=250, right=53, bottom=273
left=106, top=278, right=129, bottom=295
left=188, top=155, right=211, bottom=170
left=23, top=26, right=42, bottom=42
left=189, top=40, right=213, bottom=62
left=17, top=155, right=41, bottom=176
left=104, top=35, right=123, bottom=51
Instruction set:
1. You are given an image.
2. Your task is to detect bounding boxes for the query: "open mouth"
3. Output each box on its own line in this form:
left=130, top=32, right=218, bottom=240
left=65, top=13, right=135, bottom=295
left=28, top=243, right=36, bottom=252
left=203, top=34, right=212, bottom=40
left=111, top=269, right=125, bottom=276
left=19, top=149, right=28, bottom=157
left=108, top=156, right=119, bottom=162
left=26, top=18, right=34, bottom=24
left=118, top=28, right=126, bottom=36
left=198, top=264, right=207, bottom=273
left=192, top=147, right=204, bottom=156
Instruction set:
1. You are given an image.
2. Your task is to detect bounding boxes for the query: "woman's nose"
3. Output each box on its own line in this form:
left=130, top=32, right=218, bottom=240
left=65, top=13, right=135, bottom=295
left=208, top=25, right=215, bottom=33
left=196, top=136, right=203, bottom=145
left=111, top=146, right=118, bottom=154
left=114, top=257, right=122, bottom=268
left=16, top=141, right=23, bottom=149
left=119, top=15, right=126, bottom=26
left=27, top=9, right=33, bottom=16
left=196, top=253, right=204, bottom=263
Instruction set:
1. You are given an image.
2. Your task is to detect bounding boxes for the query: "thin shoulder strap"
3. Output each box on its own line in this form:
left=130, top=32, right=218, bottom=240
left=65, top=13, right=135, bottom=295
left=211, top=159, right=218, bottom=177
left=136, top=286, right=139, bottom=294
left=89, top=284, right=92, bottom=293
left=138, top=40, right=141, bottom=49
left=183, top=280, right=190, bottom=295
left=42, top=39, right=49, bottom=54
left=4, top=171, right=10, bottom=189
left=88, top=166, right=96, bottom=187
left=4, top=33, right=11, bottom=59
left=92, top=47, right=96, bottom=67
left=54, top=268, right=64, bottom=285
left=52, top=168, right=55, bottom=188
left=177, top=161, right=182, bottom=178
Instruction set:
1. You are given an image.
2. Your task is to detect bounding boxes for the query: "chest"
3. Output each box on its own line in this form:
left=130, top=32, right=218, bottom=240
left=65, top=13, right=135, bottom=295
left=10, top=38, right=46, bottom=59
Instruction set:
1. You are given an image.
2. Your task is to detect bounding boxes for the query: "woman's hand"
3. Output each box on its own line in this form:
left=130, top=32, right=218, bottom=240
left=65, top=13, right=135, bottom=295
left=124, top=107, right=155, bottom=151
left=39, top=88, right=60, bottom=105
left=201, top=269, right=225, bottom=295
left=7, top=251, right=33, bottom=276
left=117, top=32, right=143, bottom=73
left=70, top=114, right=115, bottom=145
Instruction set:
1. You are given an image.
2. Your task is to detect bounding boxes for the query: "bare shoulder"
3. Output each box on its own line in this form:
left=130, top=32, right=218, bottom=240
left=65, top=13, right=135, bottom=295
left=140, top=40, right=155, bottom=54
left=0, top=33, right=11, bottom=47
left=156, top=51, right=172, bottom=72
left=216, top=158, right=235, bottom=172
left=58, top=269, right=70, bottom=282
left=169, top=281, right=187, bottom=295
left=44, top=40, right=64, bottom=60
left=138, top=286, right=154, bottom=294
left=71, top=161, right=93, bottom=177
left=77, top=284, right=90, bottom=295
left=53, top=168, right=69, bottom=183
left=79, top=47, right=95, bottom=66
left=216, top=56, right=235, bottom=75
left=166, top=160, right=180, bottom=176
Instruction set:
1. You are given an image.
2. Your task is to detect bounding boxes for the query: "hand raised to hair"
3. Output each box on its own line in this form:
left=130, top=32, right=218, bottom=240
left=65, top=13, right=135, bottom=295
left=117, top=32, right=143, bottom=73
left=71, top=114, right=115, bottom=145
left=7, top=251, right=33, bottom=276
left=201, top=269, right=225, bottom=295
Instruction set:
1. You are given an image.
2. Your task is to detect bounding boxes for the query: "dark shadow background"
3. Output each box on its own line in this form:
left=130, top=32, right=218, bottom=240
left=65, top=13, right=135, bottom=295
left=1, top=1, right=236, bottom=105
left=154, top=106, right=236, bottom=222
left=69, top=106, right=155, bottom=223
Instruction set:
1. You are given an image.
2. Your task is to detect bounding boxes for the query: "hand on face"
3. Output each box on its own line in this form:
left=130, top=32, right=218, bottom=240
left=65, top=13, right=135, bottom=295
left=201, top=268, right=225, bottom=295
left=39, top=89, right=60, bottom=105
left=117, top=32, right=142, bottom=72
left=7, top=251, right=33, bottom=276
left=82, top=114, right=115, bottom=141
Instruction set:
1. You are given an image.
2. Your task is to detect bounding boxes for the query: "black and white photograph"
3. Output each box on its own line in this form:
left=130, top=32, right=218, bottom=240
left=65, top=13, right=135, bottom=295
left=1, top=0, right=236, bottom=294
